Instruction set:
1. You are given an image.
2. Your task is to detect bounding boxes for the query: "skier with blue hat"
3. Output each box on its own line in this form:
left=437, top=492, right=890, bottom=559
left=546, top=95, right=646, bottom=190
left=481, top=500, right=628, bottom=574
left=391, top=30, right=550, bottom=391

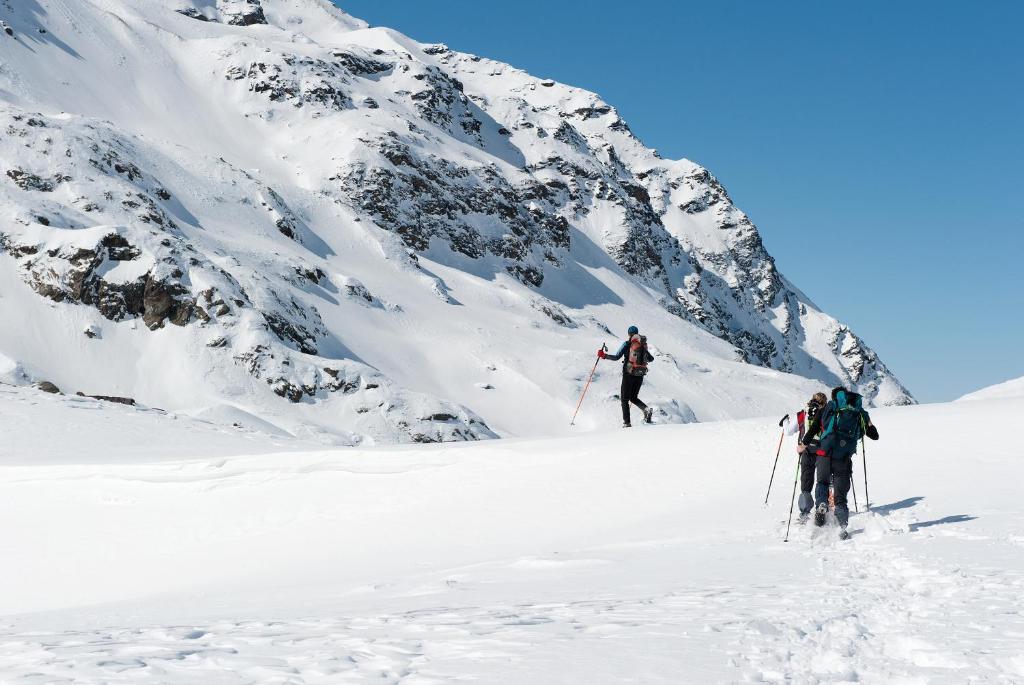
left=598, top=325, right=654, bottom=427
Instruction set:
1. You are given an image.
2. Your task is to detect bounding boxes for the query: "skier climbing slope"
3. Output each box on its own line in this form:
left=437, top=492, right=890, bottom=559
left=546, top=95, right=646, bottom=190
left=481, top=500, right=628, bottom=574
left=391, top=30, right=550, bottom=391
left=598, top=325, right=656, bottom=427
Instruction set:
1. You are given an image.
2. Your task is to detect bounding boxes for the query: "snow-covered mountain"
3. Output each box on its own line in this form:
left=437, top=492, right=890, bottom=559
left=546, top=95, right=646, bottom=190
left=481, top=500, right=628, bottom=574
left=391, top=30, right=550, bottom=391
left=0, top=0, right=913, bottom=444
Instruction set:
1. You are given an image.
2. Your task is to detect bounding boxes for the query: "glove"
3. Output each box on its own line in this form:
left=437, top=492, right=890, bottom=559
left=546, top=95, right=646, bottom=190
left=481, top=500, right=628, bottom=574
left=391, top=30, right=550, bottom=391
left=778, top=414, right=789, bottom=427
left=866, top=424, right=879, bottom=440
left=597, top=348, right=606, bottom=359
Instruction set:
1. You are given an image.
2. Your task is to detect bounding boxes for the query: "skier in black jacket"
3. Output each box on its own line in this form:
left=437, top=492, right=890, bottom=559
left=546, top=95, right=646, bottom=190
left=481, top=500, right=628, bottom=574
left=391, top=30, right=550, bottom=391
left=789, top=391, right=828, bottom=521
left=598, top=325, right=654, bottom=427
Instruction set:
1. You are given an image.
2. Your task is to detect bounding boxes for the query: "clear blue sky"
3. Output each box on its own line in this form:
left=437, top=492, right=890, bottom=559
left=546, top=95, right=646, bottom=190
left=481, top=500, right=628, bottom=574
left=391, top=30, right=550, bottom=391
left=335, top=1, right=1024, bottom=402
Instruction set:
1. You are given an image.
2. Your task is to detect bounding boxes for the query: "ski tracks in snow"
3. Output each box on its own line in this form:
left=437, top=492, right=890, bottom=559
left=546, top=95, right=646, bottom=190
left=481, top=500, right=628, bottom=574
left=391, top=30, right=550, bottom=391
left=2, top=509, right=1022, bottom=683
left=0, top=596, right=758, bottom=684
left=732, top=506, right=1024, bottom=683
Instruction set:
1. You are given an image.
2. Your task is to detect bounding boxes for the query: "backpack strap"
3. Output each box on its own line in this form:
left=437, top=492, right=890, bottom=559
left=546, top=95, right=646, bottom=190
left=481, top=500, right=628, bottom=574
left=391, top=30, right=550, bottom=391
left=819, top=403, right=835, bottom=439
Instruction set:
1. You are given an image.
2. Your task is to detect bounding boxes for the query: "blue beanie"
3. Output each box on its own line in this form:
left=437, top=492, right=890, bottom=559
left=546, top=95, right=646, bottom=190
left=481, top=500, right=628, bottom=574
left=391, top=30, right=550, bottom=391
left=627, top=325, right=639, bottom=336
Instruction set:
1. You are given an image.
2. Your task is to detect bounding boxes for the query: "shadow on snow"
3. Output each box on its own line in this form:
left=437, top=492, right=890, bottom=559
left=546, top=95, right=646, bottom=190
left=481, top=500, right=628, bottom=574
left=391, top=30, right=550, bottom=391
left=870, top=496, right=925, bottom=514
left=909, top=515, right=978, bottom=532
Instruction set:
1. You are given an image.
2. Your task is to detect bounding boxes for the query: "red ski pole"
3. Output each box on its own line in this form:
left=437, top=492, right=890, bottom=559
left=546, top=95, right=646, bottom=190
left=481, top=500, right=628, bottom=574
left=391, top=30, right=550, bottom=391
left=570, top=344, right=606, bottom=426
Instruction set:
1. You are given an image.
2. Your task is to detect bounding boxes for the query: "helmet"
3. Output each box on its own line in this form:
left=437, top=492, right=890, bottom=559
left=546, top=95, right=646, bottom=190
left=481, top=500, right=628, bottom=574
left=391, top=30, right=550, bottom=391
left=627, top=325, right=639, bottom=336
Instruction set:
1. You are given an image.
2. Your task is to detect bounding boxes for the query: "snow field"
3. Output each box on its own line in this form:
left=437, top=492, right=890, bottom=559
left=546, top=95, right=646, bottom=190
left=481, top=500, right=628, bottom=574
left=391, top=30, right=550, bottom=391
left=1, top=387, right=1022, bottom=682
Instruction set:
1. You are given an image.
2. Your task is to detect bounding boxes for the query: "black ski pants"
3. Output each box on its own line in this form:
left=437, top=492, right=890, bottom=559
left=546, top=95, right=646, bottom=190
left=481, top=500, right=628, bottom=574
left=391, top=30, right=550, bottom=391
left=815, top=453, right=853, bottom=526
left=620, top=373, right=647, bottom=423
left=797, top=449, right=817, bottom=514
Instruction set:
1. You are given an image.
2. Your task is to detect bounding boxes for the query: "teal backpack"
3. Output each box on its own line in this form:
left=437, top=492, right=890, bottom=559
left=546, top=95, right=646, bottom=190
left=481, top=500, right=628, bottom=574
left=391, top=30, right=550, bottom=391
left=820, top=390, right=866, bottom=458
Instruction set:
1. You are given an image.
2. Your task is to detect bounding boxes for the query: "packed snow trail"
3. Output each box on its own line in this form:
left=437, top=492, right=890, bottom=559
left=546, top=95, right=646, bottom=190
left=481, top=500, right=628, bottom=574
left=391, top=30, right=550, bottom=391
left=1, top=387, right=1022, bottom=682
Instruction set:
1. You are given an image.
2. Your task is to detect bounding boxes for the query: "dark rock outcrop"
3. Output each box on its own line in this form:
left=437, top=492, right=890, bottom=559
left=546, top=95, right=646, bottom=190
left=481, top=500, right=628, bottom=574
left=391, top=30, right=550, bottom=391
left=36, top=381, right=61, bottom=394
left=220, top=0, right=267, bottom=26
left=76, top=392, right=137, bottom=406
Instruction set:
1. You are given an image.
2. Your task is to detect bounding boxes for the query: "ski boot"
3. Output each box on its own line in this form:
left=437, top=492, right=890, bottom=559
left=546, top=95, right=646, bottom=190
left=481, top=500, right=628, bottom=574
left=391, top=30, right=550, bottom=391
left=622, top=422, right=632, bottom=428
left=797, top=511, right=811, bottom=525
left=814, top=502, right=827, bottom=527
left=643, top=407, right=654, bottom=424
left=838, top=526, right=850, bottom=541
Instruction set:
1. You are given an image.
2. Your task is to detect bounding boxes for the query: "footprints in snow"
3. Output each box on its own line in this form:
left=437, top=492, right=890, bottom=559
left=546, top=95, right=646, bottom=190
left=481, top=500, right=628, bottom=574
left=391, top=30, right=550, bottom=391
left=740, top=504, right=1024, bottom=681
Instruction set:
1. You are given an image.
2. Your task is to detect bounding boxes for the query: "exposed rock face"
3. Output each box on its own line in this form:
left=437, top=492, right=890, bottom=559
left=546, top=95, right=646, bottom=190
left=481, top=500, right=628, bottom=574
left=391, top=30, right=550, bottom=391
left=21, top=231, right=202, bottom=330
left=176, top=1, right=267, bottom=26
left=335, top=136, right=569, bottom=287
left=219, top=0, right=266, bottom=26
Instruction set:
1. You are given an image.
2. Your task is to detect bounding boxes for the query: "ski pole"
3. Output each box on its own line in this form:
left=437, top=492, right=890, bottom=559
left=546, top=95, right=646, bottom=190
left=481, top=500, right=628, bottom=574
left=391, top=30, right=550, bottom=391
left=764, top=415, right=789, bottom=505
left=783, top=453, right=801, bottom=542
left=569, top=344, right=606, bottom=426
left=851, top=470, right=859, bottom=513
left=861, top=436, right=870, bottom=510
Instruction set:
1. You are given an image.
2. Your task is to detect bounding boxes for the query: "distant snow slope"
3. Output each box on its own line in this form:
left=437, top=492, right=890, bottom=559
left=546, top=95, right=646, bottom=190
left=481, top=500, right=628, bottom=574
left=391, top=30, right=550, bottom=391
left=0, top=386, right=1018, bottom=682
left=957, top=375, right=1024, bottom=402
left=0, top=0, right=912, bottom=444
left=0, top=382, right=319, bottom=465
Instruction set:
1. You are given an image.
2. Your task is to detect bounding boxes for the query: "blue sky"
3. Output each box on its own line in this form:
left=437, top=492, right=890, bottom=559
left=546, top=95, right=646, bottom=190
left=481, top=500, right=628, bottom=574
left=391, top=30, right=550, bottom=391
left=335, top=1, right=1024, bottom=402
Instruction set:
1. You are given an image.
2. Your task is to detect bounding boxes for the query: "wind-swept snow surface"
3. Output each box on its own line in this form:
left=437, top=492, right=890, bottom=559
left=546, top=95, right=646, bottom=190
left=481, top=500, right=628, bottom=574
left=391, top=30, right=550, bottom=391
left=0, top=0, right=911, bottom=445
left=0, top=386, right=1020, bottom=682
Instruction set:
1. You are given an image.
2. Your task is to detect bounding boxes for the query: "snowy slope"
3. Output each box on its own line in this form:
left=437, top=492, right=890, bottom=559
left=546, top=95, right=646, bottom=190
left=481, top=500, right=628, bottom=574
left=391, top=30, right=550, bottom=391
left=957, top=375, right=1024, bottom=402
left=0, top=0, right=912, bottom=445
left=0, top=380, right=321, bottom=464
left=0, top=386, right=1019, bottom=682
